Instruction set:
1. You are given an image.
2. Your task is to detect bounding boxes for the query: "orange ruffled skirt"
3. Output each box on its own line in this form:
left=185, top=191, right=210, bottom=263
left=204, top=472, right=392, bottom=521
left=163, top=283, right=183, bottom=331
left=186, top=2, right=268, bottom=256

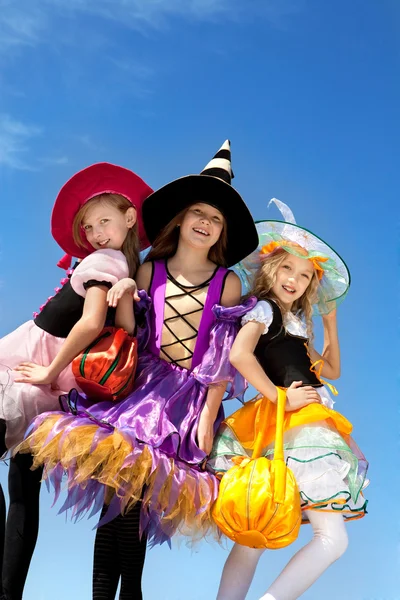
left=208, top=394, right=368, bottom=522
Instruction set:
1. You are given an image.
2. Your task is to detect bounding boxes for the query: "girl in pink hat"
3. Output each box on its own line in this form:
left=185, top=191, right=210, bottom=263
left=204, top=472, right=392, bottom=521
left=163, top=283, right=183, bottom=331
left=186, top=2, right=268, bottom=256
left=0, top=163, right=152, bottom=600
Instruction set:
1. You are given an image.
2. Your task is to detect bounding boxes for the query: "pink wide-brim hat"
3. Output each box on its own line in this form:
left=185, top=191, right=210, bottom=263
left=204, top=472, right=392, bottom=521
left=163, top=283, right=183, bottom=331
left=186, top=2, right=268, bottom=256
left=51, top=162, right=153, bottom=259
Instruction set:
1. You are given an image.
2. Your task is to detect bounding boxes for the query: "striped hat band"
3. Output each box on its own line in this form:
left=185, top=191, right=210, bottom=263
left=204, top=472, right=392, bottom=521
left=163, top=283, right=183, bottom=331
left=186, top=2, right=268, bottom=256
left=200, top=140, right=233, bottom=184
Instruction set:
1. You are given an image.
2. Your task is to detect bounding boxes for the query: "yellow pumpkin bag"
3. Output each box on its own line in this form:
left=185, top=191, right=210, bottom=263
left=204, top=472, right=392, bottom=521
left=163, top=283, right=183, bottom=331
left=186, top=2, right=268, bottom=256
left=212, top=387, right=301, bottom=549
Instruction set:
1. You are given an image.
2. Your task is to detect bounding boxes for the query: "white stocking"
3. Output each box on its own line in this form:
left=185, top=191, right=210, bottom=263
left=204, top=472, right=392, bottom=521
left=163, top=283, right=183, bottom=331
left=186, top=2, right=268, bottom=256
left=216, top=544, right=265, bottom=600
left=259, top=511, right=348, bottom=600
left=216, top=511, right=348, bottom=600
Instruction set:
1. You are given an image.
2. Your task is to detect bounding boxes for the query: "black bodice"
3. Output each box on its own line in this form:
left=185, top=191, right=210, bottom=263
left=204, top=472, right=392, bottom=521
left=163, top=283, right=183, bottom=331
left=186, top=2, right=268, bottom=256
left=34, top=265, right=115, bottom=338
left=254, top=299, right=322, bottom=388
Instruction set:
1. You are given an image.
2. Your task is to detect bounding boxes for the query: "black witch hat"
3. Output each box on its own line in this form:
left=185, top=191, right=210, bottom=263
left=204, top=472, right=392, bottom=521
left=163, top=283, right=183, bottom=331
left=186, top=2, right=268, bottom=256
left=142, top=140, right=258, bottom=267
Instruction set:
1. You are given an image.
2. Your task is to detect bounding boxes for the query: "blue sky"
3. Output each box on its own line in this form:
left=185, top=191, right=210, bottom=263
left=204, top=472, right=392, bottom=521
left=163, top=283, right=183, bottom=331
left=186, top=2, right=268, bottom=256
left=0, top=0, right=398, bottom=598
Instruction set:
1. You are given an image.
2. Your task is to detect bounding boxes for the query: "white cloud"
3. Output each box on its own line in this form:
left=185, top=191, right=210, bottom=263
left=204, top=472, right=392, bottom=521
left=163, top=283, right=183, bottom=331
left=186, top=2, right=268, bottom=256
left=0, top=114, right=71, bottom=170
left=0, top=114, right=42, bottom=170
left=39, top=156, right=69, bottom=165
left=43, top=0, right=231, bottom=28
left=73, top=134, right=103, bottom=151
left=0, top=0, right=302, bottom=103
left=108, top=58, right=154, bottom=80
left=0, top=0, right=229, bottom=55
left=0, top=3, right=47, bottom=53
left=0, top=0, right=301, bottom=51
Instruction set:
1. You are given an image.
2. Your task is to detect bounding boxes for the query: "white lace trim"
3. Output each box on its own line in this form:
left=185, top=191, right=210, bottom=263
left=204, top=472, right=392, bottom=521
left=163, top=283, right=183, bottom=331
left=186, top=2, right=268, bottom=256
left=283, top=311, right=307, bottom=338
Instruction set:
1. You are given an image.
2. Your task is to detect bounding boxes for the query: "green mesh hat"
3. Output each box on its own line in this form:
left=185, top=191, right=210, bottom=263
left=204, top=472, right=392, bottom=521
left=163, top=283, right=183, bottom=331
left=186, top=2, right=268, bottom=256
left=236, top=199, right=350, bottom=315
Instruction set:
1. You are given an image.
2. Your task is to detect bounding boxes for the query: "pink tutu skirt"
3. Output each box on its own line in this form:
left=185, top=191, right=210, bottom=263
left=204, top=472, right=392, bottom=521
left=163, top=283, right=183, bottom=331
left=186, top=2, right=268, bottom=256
left=0, top=320, right=78, bottom=451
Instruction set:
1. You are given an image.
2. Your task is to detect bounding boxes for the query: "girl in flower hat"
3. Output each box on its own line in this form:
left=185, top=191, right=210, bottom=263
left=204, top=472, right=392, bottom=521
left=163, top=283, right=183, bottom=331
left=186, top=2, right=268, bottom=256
left=19, top=140, right=259, bottom=599
left=0, top=162, right=152, bottom=600
left=208, top=199, right=368, bottom=600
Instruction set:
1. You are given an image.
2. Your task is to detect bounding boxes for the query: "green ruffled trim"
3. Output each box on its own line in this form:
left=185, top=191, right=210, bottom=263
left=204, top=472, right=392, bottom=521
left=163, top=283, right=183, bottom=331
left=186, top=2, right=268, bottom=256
left=208, top=436, right=367, bottom=507
left=211, top=437, right=354, bottom=464
left=286, top=451, right=342, bottom=463
left=286, top=451, right=368, bottom=503
left=300, top=489, right=368, bottom=521
left=264, top=441, right=352, bottom=455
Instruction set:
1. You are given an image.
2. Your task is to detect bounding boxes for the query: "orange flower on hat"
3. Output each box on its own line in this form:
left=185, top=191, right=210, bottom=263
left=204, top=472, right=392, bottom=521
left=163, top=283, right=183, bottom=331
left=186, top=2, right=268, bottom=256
left=260, top=241, right=328, bottom=280
left=310, top=256, right=329, bottom=280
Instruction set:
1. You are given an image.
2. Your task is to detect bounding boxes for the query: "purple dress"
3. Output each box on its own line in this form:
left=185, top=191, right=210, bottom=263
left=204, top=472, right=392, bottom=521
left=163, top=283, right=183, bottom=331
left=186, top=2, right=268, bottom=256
left=22, top=260, right=255, bottom=545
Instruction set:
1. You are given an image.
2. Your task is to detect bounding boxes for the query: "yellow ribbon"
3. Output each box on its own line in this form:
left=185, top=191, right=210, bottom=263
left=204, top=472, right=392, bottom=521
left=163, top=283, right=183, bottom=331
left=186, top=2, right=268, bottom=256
left=302, top=341, right=338, bottom=396
left=310, top=358, right=339, bottom=396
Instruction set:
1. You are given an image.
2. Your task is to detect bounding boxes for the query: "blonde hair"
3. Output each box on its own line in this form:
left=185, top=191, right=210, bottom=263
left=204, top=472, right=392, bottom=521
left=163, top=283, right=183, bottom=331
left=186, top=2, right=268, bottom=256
left=249, top=248, right=319, bottom=339
left=73, top=193, right=140, bottom=278
left=146, top=205, right=228, bottom=266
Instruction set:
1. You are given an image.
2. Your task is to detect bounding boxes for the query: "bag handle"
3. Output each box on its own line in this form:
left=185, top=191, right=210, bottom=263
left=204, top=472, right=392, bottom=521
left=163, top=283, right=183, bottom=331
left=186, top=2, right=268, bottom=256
left=251, top=387, right=287, bottom=504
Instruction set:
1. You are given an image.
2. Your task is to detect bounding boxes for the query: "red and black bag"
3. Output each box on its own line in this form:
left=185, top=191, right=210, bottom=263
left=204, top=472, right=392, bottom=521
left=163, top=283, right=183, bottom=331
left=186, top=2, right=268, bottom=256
left=72, top=327, right=137, bottom=402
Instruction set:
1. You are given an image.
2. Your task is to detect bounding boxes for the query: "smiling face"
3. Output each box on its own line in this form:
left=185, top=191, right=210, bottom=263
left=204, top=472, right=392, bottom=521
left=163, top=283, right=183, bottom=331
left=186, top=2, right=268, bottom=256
left=80, top=197, right=136, bottom=251
left=271, top=252, right=316, bottom=309
left=179, top=202, right=225, bottom=252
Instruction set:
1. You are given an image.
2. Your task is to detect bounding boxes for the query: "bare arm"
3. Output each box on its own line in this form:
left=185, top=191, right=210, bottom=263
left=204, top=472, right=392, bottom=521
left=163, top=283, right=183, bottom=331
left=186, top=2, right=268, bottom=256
left=136, top=262, right=153, bottom=293
left=106, top=263, right=154, bottom=335
left=114, top=293, right=135, bottom=335
left=197, top=382, right=227, bottom=454
left=108, top=262, right=153, bottom=336
left=15, top=286, right=109, bottom=385
left=107, top=276, right=141, bottom=335
left=308, top=308, right=340, bottom=380
left=197, top=271, right=241, bottom=453
left=230, top=321, right=279, bottom=401
left=220, top=271, right=242, bottom=307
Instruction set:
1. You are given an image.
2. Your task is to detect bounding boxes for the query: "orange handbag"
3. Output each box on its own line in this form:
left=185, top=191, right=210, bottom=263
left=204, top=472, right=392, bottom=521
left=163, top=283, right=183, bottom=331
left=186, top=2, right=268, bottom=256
left=212, top=387, right=302, bottom=549
left=72, top=326, right=138, bottom=402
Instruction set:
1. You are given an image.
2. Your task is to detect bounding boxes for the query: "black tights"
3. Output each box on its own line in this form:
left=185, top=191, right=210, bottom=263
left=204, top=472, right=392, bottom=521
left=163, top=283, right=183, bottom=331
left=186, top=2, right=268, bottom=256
left=93, top=502, right=147, bottom=600
left=1, top=454, right=42, bottom=600
left=0, top=486, right=5, bottom=598
left=0, top=421, right=42, bottom=600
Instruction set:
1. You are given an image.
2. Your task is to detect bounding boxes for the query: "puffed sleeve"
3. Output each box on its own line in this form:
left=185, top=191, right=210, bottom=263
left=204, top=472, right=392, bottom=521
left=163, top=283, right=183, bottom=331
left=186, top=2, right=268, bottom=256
left=241, top=300, right=273, bottom=334
left=70, top=249, right=129, bottom=298
left=192, top=296, right=257, bottom=401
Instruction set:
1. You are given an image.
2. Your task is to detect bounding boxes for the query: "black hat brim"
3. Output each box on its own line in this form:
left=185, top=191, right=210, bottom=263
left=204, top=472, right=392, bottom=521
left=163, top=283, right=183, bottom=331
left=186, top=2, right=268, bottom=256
left=142, top=174, right=258, bottom=267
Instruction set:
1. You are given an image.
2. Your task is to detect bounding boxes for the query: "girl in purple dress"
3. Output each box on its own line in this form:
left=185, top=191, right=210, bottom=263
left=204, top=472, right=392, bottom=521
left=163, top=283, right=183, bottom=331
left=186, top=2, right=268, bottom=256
left=19, top=141, right=258, bottom=599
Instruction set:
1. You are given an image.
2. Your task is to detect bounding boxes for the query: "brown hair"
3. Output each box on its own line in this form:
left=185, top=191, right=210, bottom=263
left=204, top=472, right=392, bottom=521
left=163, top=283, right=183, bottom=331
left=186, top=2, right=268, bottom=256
left=145, top=205, right=228, bottom=266
left=72, top=194, right=140, bottom=278
left=249, top=248, right=319, bottom=339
